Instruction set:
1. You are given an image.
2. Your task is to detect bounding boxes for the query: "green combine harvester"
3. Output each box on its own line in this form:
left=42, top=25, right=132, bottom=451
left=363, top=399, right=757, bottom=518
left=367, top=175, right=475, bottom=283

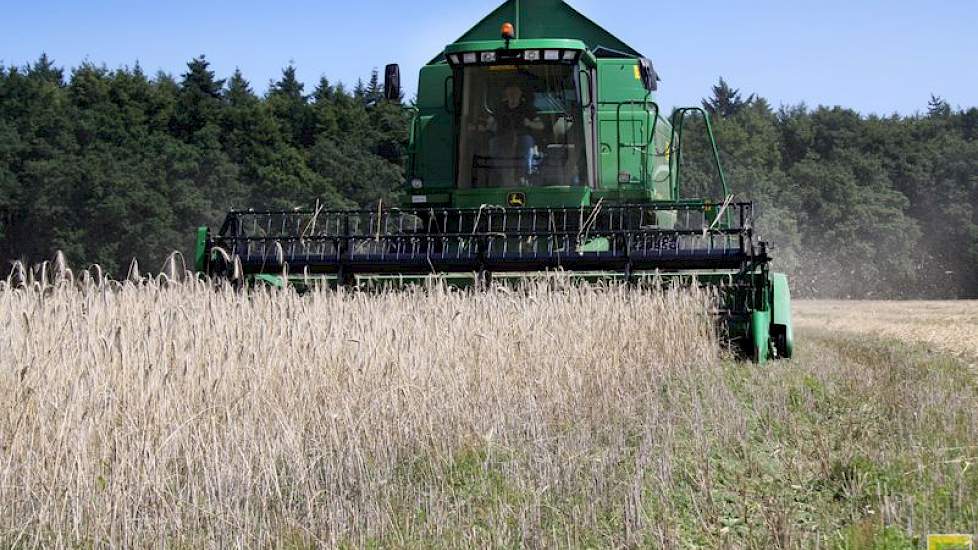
left=195, top=0, right=793, bottom=362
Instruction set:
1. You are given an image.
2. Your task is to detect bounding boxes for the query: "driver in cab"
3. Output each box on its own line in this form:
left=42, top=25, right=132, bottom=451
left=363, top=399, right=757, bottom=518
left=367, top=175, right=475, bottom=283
left=476, top=82, right=545, bottom=183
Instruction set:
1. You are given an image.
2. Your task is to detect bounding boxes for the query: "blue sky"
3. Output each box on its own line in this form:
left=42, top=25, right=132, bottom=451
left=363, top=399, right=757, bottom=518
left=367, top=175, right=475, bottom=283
left=1, top=0, right=975, bottom=115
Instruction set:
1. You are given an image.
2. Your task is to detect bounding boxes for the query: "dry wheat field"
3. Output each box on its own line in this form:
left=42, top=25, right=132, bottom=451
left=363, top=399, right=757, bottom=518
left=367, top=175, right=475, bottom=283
left=1, top=272, right=977, bottom=548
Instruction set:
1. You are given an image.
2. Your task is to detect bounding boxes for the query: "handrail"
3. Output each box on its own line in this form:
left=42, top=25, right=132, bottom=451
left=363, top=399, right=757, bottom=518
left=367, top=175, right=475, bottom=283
left=600, top=98, right=660, bottom=186
left=669, top=107, right=730, bottom=200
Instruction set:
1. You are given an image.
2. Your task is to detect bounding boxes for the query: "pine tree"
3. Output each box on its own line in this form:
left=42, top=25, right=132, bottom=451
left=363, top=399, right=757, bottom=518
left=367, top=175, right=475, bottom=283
left=353, top=78, right=367, bottom=102
left=311, top=77, right=340, bottom=137
left=703, top=77, right=755, bottom=118
left=0, top=119, right=20, bottom=247
left=225, top=68, right=257, bottom=106
left=268, top=64, right=313, bottom=146
left=172, top=55, right=226, bottom=140
left=927, top=94, right=951, bottom=118
left=268, top=64, right=305, bottom=101
left=28, top=53, right=64, bottom=85
left=312, top=77, right=335, bottom=103
left=180, top=55, right=224, bottom=99
left=365, top=68, right=383, bottom=106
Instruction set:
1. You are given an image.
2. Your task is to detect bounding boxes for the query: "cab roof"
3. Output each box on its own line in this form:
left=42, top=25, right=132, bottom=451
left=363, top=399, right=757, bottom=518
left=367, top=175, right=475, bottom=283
left=430, top=0, right=644, bottom=64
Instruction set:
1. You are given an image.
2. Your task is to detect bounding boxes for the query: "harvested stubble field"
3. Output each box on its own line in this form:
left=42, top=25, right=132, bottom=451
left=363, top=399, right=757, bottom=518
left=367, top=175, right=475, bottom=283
left=1, top=276, right=976, bottom=549
left=795, top=300, right=978, bottom=362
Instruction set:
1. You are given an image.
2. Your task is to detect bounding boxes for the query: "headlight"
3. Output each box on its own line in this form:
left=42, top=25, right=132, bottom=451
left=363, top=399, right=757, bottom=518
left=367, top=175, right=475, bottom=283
left=563, top=50, right=578, bottom=61
left=410, top=178, right=424, bottom=190
left=449, top=54, right=460, bottom=65
left=462, top=52, right=477, bottom=64
left=481, top=51, right=496, bottom=63
left=544, top=50, right=560, bottom=61
left=524, top=50, right=541, bottom=61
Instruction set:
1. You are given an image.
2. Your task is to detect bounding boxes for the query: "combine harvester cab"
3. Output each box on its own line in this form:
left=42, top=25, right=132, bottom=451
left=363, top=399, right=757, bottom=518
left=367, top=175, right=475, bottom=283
left=195, top=0, right=793, bottom=362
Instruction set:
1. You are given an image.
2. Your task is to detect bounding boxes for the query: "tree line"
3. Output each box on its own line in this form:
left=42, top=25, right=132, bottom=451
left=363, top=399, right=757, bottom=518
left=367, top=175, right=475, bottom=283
left=0, top=55, right=406, bottom=275
left=0, top=57, right=975, bottom=297
left=684, top=79, right=977, bottom=298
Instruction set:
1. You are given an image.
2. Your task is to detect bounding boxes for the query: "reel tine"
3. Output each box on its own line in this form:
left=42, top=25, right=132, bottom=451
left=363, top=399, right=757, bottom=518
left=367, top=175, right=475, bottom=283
left=127, top=258, right=141, bottom=283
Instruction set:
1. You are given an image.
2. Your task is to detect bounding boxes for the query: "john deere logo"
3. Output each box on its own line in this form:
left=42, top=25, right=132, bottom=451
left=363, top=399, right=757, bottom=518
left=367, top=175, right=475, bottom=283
left=507, top=192, right=527, bottom=207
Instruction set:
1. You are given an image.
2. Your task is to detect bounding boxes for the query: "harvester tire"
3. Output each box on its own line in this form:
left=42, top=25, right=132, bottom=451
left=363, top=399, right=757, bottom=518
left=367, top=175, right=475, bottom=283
left=772, top=323, right=794, bottom=360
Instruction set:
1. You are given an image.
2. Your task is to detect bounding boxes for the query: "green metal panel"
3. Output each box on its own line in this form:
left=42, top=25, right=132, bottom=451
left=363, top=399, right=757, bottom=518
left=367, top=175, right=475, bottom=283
left=771, top=272, right=794, bottom=359
left=416, top=63, right=452, bottom=110
left=751, top=310, right=772, bottom=364
left=452, top=186, right=590, bottom=209
left=431, top=0, right=642, bottom=64
left=411, top=64, right=455, bottom=190
left=596, top=59, right=648, bottom=103
left=594, top=59, right=670, bottom=195
left=771, top=272, right=791, bottom=325
left=194, top=226, right=209, bottom=273
left=255, top=274, right=286, bottom=289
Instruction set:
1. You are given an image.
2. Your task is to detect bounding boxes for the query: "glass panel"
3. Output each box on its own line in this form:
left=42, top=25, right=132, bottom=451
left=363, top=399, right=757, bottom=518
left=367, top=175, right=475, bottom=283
left=456, top=64, right=587, bottom=189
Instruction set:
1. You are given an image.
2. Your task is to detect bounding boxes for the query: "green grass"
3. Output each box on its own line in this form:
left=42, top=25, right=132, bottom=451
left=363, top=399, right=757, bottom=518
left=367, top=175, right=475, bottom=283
left=342, top=330, right=978, bottom=548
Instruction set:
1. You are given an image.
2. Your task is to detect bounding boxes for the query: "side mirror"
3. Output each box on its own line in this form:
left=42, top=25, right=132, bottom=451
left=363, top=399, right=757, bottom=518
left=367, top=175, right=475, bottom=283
left=638, top=58, right=659, bottom=92
left=384, top=64, right=401, bottom=103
